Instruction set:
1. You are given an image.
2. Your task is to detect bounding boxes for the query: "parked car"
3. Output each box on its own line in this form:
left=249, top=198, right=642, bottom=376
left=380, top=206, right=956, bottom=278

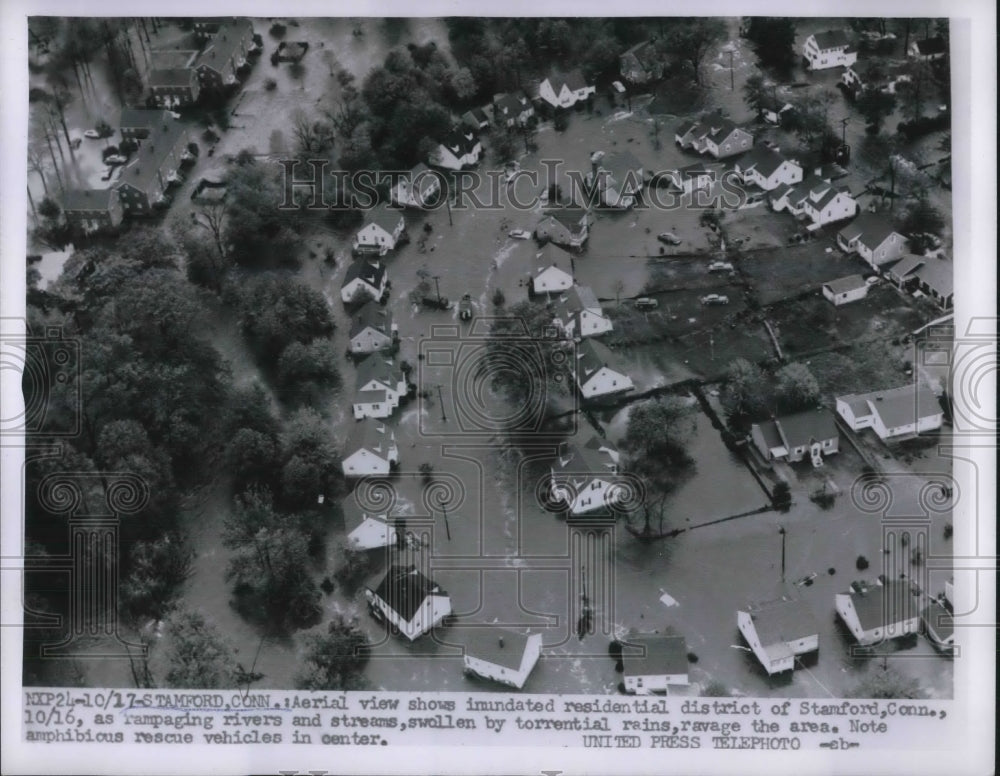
left=104, top=155, right=127, bottom=165
left=509, top=229, right=531, bottom=240
left=865, top=276, right=881, bottom=286
left=83, top=129, right=100, bottom=139
left=633, top=297, right=659, bottom=311
left=700, top=294, right=730, bottom=306
left=657, top=231, right=682, bottom=245
left=69, top=137, right=82, bottom=150
left=458, top=293, right=474, bottom=321
left=707, top=261, right=734, bottom=272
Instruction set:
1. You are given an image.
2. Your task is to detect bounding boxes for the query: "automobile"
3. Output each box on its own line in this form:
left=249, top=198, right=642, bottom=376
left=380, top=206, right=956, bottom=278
left=83, top=129, right=100, bottom=139
left=169, top=111, right=182, bottom=119
left=700, top=294, right=729, bottom=306
left=865, top=276, right=881, bottom=286
left=707, top=261, right=734, bottom=272
left=100, top=167, right=113, bottom=181
left=508, top=229, right=531, bottom=240
left=633, top=297, right=659, bottom=311
left=657, top=231, right=681, bottom=245
left=69, top=137, right=83, bottom=150
left=104, top=155, right=127, bottom=165
left=458, top=293, right=474, bottom=321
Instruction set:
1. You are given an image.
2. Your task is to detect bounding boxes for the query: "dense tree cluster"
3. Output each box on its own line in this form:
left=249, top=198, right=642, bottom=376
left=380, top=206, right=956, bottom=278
left=721, top=358, right=822, bottom=427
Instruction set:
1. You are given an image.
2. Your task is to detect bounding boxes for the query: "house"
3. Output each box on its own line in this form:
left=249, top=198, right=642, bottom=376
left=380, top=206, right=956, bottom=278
left=839, top=66, right=866, bottom=98
left=586, top=150, right=644, bottom=209
left=530, top=258, right=574, bottom=296
left=675, top=111, right=753, bottom=159
left=341, top=421, right=400, bottom=478
left=353, top=206, right=406, bottom=256
left=62, top=189, right=124, bottom=233
left=836, top=383, right=944, bottom=441
left=758, top=94, right=794, bottom=125
left=194, top=19, right=254, bottom=91
left=620, top=633, right=690, bottom=694
left=114, top=120, right=189, bottom=214
left=429, top=128, right=482, bottom=170
left=352, top=356, right=408, bottom=420
left=737, top=597, right=819, bottom=675
left=822, top=274, right=869, bottom=306
left=801, top=182, right=857, bottom=229
left=619, top=40, right=664, bottom=84
left=349, top=300, right=397, bottom=354
left=492, top=91, right=534, bottom=128
left=191, top=16, right=227, bottom=42
left=840, top=65, right=912, bottom=98
left=118, top=108, right=175, bottom=142
left=535, top=206, right=591, bottom=249
left=460, top=107, right=490, bottom=132
left=390, top=163, right=441, bottom=209
left=342, top=502, right=399, bottom=551
left=537, top=70, right=595, bottom=110
left=669, top=162, right=714, bottom=196
left=574, top=340, right=634, bottom=400
left=750, top=408, right=839, bottom=466
left=921, top=600, right=954, bottom=652
left=887, top=255, right=953, bottom=310
left=836, top=214, right=908, bottom=267
left=836, top=580, right=920, bottom=645
left=365, top=564, right=452, bottom=640
left=735, top=146, right=803, bottom=192
left=341, top=260, right=388, bottom=305
left=802, top=30, right=857, bottom=70
left=148, top=66, right=201, bottom=108
left=909, top=36, right=947, bottom=61
left=551, top=285, right=613, bottom=339
left=549, top=435, right=623, bottom=518
left=462, top=628, right=543, bottom=689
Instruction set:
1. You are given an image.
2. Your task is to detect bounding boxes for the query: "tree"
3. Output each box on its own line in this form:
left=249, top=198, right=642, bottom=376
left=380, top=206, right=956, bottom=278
left=280, top=408, right=343, bottom=510
left=856, top=88, right=897, bottom=135
left=897, top=196, right=946, bottom=253
left=745, top=18, right=797, bottom=74
left=161, top=609, right=241, bottom=689
left=447, top=66, right=477, bottom=102
left=661, top=19, right=727, bottom=85
left=119, top=535, right=194, bottom=624
left=224, top=160, right=302, bottom=264
left=775, top=362, right=820, bottom=412
left=898, top=60, right=934, bottom=123
left=488, top=125, right=517, bottom=163
left=295, top=615, right=370, bottom=690
left=276, top=338, right=341, bottom=407
left=722, top=358, right=769, bottom=423
left=851, top=666, right=927, bottom=699
left=228, top=428, right=281, bottom=491
left=38, top=197, right=61, bottom=220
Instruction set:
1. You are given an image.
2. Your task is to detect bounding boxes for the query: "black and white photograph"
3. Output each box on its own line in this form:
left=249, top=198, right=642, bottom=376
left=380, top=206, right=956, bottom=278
left=1, top=2, right=994, bottom=774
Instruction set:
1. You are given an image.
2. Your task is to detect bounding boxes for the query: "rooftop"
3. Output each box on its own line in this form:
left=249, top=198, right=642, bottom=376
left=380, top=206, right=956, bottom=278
left=462, top=628, right=536, bottom=671
left=62, top=188, right=116, bottom=211
left=621, top=634, right=689, bottom=679
left=812, top=30, right=851, bottom=50
left=354, top=354, right=402, bottom=392
left=837, top=213, right=902, bottom=251
left=373, top=564, right=446, bottom=623
left=345, top=419, right=396, bottom=456
left=349, top=299, right=393, bottom=339
left=195, top=19, right=254, bottom=74
left=744, top=597, right=818, bottom=648
left=544, top=69, right=588, bottom=93
left=115, top=119, right=187, bottom=193
left=847, top=580, right=919, bottom=631
left=838, top=383, right=942, bottom=429
left=363, top=204, right=404, bottom=235
left=343, top=259, right=387, bottom=289
left=824, top=274, right=867, bottom=295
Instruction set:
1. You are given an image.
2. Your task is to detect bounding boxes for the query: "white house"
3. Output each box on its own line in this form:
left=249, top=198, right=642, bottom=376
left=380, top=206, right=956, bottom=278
left=342, top=421, right=400, bottom=477
left=758, top=94, right=794, bottom=125
left=390, top=163, right=442, bottom=209
left=738, top=598, right=819, bottom=676
left=492, top=91, right=534, bottom=127
left=574, top=339, right=633, bottom=400
left=822, top=275, right=869, bottom=306
left=366, top=564, right=452, bottom=640
left=675, top=111, right=753, bottom=159
left=531, top=258, right=574, bottom=296
left=801, top=182, right=857, bottom=229
left=549, top=435, right=623, bottom=518
left=836, top=383, right=943, bottom=441
left=836, top=214, right=908, bottom=267
left=750, top=409, right=839, bottom=466
left=921, top=600, right=954, bottom=652
left=802, top=30, right=857, bottom=70
left=353, top=205, right=406, bottom=256
left=462, top=628, right=543, bottom=689
left=552, top=285, right=613, bottom=339
left=349, top=300, right=397, bottom=355
left=535, top=206, right=591, bottom=249
left=341, top=260, right=388, bottom=305
left=886, top=254, right=953, bottom=310
left=430, top=128, right=483, bottom=170
left=586, top=150, right=644, bottom=209
left=621, top=633, right=690, bottom=694
left=735, top=146, right=803, bottom=192
left=909, top=36, right=947, bottom=61
left=669, top=161, right=714, bottom=196
left=353, top=356, right=408, bottom=420
left=343, top=502, right=399, bottom=551
left=538, top=69, right=595, bottom=109
left=836, top=580, right=920, bottom=646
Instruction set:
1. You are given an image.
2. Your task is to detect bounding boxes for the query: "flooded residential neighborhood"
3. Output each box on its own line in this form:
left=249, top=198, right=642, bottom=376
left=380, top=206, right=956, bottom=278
left=16, top=13, right=970, bottom=712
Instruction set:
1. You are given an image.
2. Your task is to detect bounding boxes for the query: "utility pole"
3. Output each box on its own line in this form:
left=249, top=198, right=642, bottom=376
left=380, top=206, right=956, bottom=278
left=840, top=116, right=849, bottom=146
left=439, top=494, right=451, bottom=541
left=432, top=275, right=442, bottom=304
left=779, top=526, right=787, bottom=582
left=436, top=384, right=447, bottom=422
left=728, top=49, right=735, bottom=90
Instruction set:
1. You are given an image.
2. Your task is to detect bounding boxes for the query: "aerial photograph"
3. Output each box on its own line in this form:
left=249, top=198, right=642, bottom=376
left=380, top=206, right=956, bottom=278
left=20, top=15, right=956, bottom=700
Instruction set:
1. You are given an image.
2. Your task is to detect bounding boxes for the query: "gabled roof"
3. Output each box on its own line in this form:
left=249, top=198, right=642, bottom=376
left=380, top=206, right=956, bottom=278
left=541, top=206, right=589, bottom=232
left=575, top=339, right=626, bottom=384
left=463, top=628, right=536, bottom=671
left=740, top=145, right=795, bottom=179
left=810, top=184, right=851, bottom=211
left=846, top=580, right=919, bottom=631
left=494, top=91, right=530, bottom=116
left=345, top=419, right=395, bottom=457
left=887, top=254, right=926, bottom=279
left=194, top=19, right=254, bottom=74
left=62, top=188, right=116, bottom=212
left=373, top=564, right=446, bottom=623
left=149, top=67, right=197, bottom=87
left=343, top=260, right=386, bottom=290
left=119, top=107, right=173, bottom=129
left=621, top=634, right=688, bottom=678
left=363, top=204, right=404, bottom=235
left=544, top=69, right=589, bottom=93
left=774, top=408, right=838, bottom=448
left=354, top=354, right=402, bottom=392
left=342, top=500, right=391, bottom=535
left=744, top=597, right=818, bottom=647
left=837, top=213, right=901, bottom=251
left=914, top=36, right=947, bottom=56
left=838, top=383, right=942, bottom=429
left=912, top=256, right=952, bottom=299
left=824, top=274, right=867, bottom=295
left=440, top=127, right=480, bottom=156
left=679, top=160, right=712, bottom=176
left=675, top=119, right=697, bottom=137
left=554, top=285, right=602, bottom=316
left=534, top=261, right=573, bottom=283
left=812, top=30, right=850, bottom=51
left=349, top=300, right=393, bottom=339
left=535, top=242, right=572, bottom=267
left=148, top=50, right=198, bottom=70
left=115, top=119, right=187, bottom=193
left=553, top=435, right=619, bottom=478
